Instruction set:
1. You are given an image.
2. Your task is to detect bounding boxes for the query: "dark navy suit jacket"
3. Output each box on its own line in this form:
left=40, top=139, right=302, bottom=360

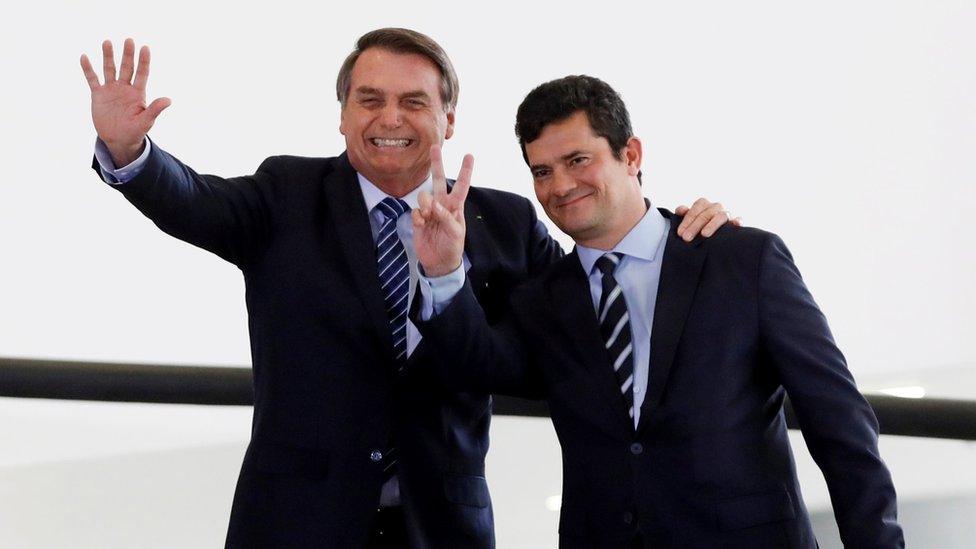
left=94, top=145, right=562, bottom=548
left=416, top=210, right=903, bottom=548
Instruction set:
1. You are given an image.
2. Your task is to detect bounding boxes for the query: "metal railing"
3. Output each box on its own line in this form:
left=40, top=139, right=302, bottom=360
left=2, top=356, right=974, bottom=440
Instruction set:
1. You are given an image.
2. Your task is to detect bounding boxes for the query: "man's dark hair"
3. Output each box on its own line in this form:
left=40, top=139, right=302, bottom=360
left=515, top=75, right=634, bottom=165
left=336, top=28, right=459, bottom=112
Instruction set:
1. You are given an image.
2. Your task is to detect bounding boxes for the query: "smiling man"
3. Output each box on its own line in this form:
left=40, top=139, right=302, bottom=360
left=412, top=75, right=903, bottom=548
left=81, top=30, right=732, bottom=548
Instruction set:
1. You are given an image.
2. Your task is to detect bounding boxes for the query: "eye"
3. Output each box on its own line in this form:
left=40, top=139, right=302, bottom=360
left=532, top=168, right=551, bottom=180
left=404, top=98, right=427, bottom=108
left=569, top=156, right=589, bottom=167
left=359, top=97, right=381, bottom=108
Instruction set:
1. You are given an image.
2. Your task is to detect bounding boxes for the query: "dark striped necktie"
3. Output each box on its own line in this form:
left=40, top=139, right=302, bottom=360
left=375, top=197, right=411, bottom=370
left=595, top=252, right=636, bottom=424
left=374, top=197, right=411, bottom=480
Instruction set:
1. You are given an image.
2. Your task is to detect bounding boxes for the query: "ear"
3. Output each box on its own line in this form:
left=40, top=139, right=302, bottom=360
left=624, top=136, right=643, bottom=177
left=339, top=104, right=348, bottom=136
left=444, top=109, right=456, bottom=140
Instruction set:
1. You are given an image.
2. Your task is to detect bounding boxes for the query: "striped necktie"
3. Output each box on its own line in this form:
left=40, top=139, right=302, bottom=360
left=373, top=197, right=411, bottom=480
left=375, top=197, right=411, bottom=370
left=595, top=252, right=636, bottom=424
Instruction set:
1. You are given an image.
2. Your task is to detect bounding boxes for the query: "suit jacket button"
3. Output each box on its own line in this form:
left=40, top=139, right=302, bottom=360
left=622, top=511, right=634, bottom=525
left=630, top=442, right=644, bottom=455
left=370, top=450, right=383, bottom=462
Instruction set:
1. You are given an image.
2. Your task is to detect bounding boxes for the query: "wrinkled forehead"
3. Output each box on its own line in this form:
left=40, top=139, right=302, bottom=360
left=349, top=48, right=443, bottom=100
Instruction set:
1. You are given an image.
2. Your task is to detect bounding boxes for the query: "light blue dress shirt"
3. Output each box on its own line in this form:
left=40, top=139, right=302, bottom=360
left=425, top=203, right=669, bottom=429
left=575, top=206, right=669, bottom=428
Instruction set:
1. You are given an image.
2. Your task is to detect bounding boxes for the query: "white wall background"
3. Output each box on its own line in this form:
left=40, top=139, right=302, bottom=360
left=0, top=0, right=973, bottom=547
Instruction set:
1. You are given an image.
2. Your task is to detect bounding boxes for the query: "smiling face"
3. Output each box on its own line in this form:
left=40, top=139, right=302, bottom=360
left=526, top=111, right=646, bottom=249
left=339, top=47, right=455, bottom=197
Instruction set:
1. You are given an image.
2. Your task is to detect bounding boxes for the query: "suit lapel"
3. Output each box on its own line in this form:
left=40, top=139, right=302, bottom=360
left=637, top=211, right=708, bottom=435
left=460, top=189, right=495, bottom=292
left=323, top=154, right=394, bottom=360
left=549, top=252, right=634, bottom=436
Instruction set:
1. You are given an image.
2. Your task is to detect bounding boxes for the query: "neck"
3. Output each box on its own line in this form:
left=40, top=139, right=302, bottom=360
left=576, top=199, right=649, bottom=251
left=353, top=163, right=429, bottom=198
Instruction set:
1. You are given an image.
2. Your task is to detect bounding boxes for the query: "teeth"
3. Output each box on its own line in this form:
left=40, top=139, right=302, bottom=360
left=371, top=138, right=411, bottom=147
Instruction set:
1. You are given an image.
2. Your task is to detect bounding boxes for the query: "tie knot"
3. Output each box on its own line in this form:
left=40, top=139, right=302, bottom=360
left=595, top=252, right=623, bottom=277
left=376, top=197, right=411, bottom=222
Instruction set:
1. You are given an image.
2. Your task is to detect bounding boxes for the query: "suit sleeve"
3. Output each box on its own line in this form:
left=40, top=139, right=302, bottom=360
left=414, top=278, right=545, bottom=399
left=757, top=234, right=904, bottom=548
left=92, top=142, right=277, bottom=266
left=521, top=198, right=564, bottom=275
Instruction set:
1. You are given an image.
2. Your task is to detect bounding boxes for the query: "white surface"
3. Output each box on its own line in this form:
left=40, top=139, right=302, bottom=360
left=0, top=0, right=973, bottom=378
left=0, top=1, right=973, bottom=547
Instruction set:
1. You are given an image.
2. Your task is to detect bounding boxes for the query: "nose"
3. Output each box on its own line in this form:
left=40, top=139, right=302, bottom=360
left=550, top=169, right=575, bottom=197
left=378, top=102, right=402, bottom=128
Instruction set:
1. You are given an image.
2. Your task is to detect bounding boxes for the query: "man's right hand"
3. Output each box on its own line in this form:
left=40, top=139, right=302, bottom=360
left=81, top=39, right=171, bottom=167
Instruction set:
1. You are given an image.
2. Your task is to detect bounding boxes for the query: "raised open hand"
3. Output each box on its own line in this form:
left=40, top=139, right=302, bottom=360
left=81, top=39, right=171, bottom=167
left=412, top=145, right=474, bottom=277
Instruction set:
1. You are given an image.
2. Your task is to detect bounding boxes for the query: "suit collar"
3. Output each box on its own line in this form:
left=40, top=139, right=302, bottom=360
left=548, top=252, right=636, bottom=436
left=636, top=208, right=708, bottom=435
left=323, top=153, right=396, bottom=363
left=576, top=201, right=668, bottom=275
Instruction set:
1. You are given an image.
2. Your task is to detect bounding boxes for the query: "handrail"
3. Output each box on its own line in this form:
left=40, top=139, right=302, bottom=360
left=2, top=357, right=974, bottom=440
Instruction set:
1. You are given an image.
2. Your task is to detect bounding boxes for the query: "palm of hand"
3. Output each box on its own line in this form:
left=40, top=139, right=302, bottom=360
left=415, top=202, right=465, bottom=274
left=92, top=83, right=150, bottom=145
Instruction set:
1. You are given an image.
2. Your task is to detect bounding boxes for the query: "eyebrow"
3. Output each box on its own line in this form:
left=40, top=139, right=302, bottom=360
left=353, top=87, right=431, bottom=101
left=529, top=150, right=587, bottom=172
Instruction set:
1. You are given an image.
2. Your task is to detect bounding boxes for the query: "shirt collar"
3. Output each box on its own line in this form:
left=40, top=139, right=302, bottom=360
left=357, top=172, right=434, bottom=214
left=577, top=200, right=668, bottom=276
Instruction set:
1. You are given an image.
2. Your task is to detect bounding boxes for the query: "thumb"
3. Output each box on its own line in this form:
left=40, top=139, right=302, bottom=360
left=143, top=97, right=172, bottom=124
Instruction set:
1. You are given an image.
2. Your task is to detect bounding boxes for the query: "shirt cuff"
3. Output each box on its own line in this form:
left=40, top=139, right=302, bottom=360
left=417, top=263, right=466, bottom=321
left=94, top=136, right=151, bottom=185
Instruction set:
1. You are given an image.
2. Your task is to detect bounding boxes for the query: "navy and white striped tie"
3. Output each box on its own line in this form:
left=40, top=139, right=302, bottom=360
left=375, top=197, right=411, bottom=369
left=595, top=253, right=636, bottom=424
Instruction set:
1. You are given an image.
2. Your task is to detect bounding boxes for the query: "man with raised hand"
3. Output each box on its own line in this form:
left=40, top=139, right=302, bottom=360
left=81, top=31, right=733, bottom=548
left=413, top=75, right=902, bottom=548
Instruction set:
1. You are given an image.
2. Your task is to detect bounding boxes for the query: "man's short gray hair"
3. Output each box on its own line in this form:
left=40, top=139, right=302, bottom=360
left=336, top=28, right=459, bottom=112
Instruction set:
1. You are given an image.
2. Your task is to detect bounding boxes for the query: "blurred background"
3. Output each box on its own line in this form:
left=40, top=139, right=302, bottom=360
left=0, top=0, right=973, bottom=546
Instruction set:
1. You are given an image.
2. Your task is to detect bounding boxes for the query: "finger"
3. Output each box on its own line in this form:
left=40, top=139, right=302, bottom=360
left=430, top=144, right=447, bottom=195
left=683, top=203, right=723, bottom=241
left=701, top=208, right=730, bottom=237
left=118, top=38, right=136, bottom=83
left=449, top=154, right=473, bottom=209
left=674, top=204, right=689, bottom=216
left=418, top=190, right=433, bottom=214
left=411, top=209, right=426, bottom=228
left=432, top=200, right=458, bottom=227
left=101, top=40, right=117, bottom=83
left=731, top=216, right=743, bottom=227
left=133, top=45, right=151, bottom=90
left=143, top=97, right=172, bottom=124
left=677, top=197, right=711, bottom=237
left=80, top=55, right=100, bottom=90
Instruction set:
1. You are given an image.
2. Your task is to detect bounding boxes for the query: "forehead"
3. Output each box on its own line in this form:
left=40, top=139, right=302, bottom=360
left=349, top=47, right=443, bottom=97
left=525, top=111, right=606, bottom=163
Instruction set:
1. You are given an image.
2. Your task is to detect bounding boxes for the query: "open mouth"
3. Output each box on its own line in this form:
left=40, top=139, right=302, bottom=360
left=370, top=138, right=414, bottom=148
